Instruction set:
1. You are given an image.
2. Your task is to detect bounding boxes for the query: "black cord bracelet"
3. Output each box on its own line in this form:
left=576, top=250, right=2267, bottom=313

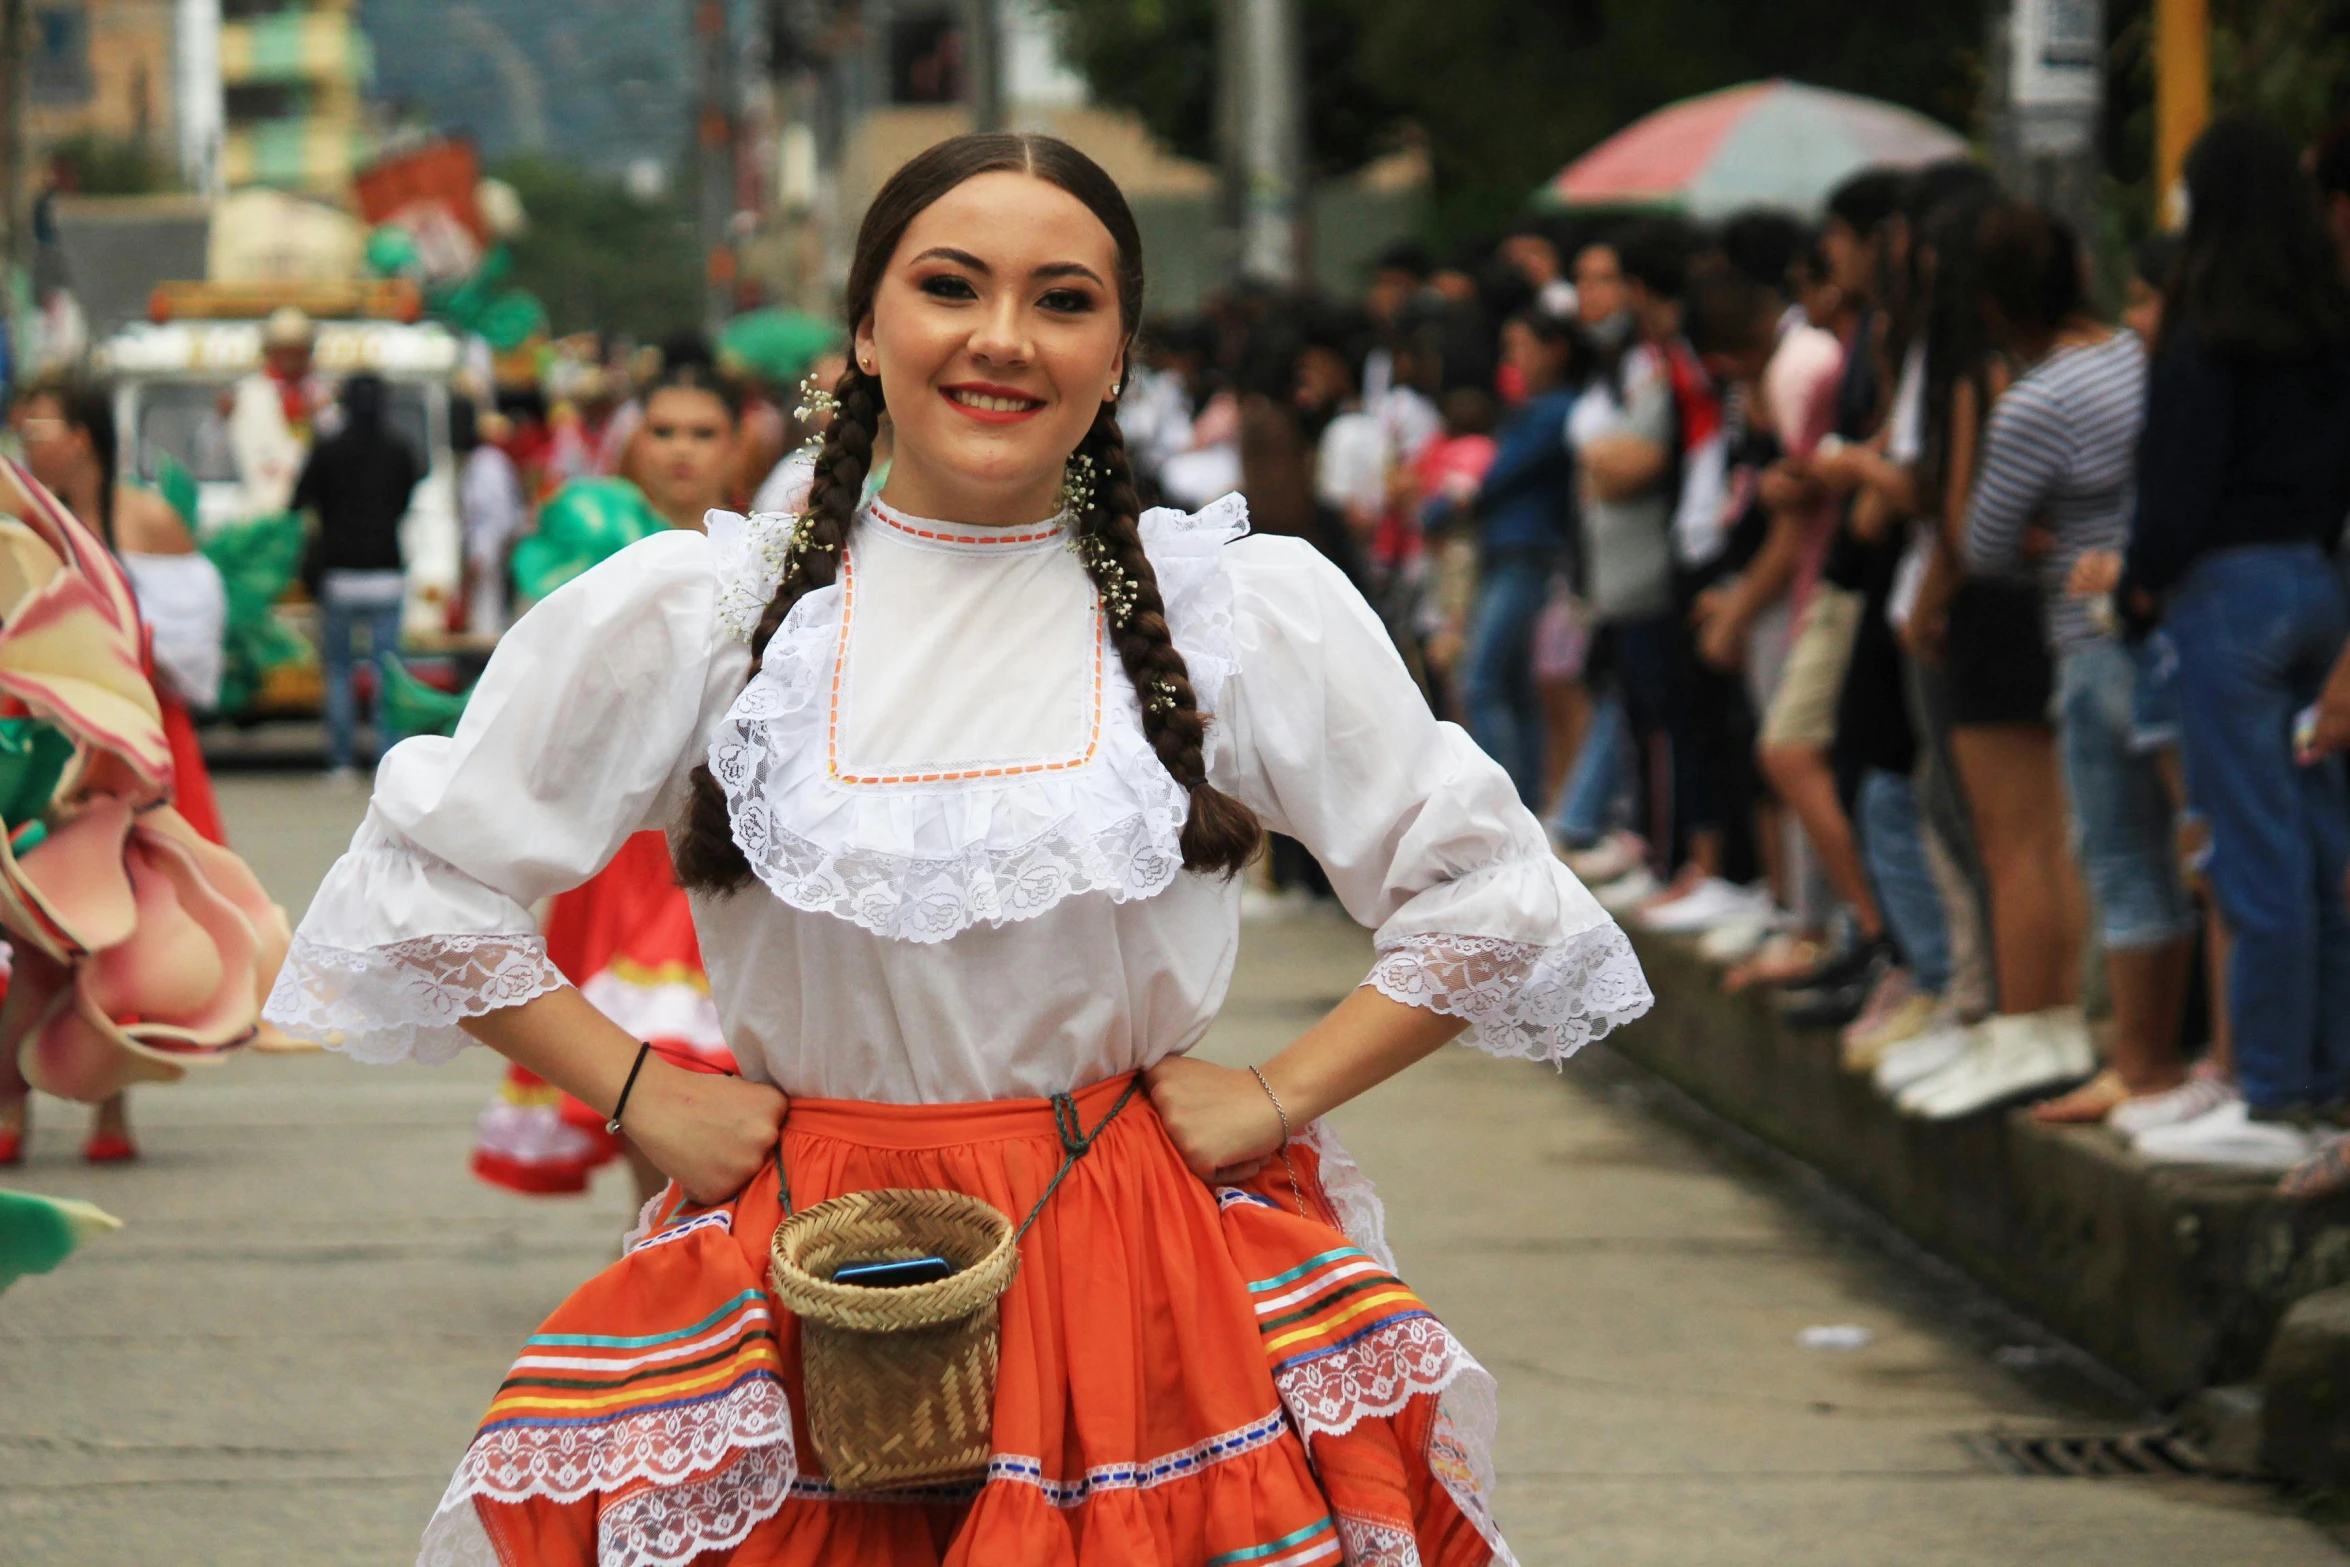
left=606, top=1041, right=654, bottom=1134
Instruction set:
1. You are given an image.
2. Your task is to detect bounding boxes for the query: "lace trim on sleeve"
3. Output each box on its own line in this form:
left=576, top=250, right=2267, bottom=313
left=263, top=931, right=567, bottom=1066
left=1364, top=921, right=1652, bottom=1065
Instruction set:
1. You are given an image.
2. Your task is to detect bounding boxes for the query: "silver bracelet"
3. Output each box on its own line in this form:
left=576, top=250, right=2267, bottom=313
left=1248, top=1064, right=1309, bottom=1218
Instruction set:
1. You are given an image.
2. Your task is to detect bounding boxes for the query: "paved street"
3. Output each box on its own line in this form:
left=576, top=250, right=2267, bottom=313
left=1, top=772, right=2342, bottom=1565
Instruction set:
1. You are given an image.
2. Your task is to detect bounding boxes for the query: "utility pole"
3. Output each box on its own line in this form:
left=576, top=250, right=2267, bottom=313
left=175, top=0, right=224, bottom=196
left=1987, top=0, right=2105, bottom=268
left=1214, top=0, right=1246, bottom=284
left=2154, top=0, right=2209, bottom=226
left=694, top=0, right=737, bottom=334
left=1236, top=0, right=1303, bottom=286
left=966, top=0, right=1002, bottom=133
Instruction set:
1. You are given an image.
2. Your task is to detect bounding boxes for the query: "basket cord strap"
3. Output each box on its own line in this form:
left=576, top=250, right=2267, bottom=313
left=1013, top=1075, right=1144, bottom=1244
left=770, top=1075, right=1144, bottom=1232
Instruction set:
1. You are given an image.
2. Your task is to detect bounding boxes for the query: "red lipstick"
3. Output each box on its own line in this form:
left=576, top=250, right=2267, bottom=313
left=940, top=381, right=1048, bottom=425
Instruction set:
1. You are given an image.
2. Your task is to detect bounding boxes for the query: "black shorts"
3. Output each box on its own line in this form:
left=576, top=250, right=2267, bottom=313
left=1945, top=578, right=2053, bottom=726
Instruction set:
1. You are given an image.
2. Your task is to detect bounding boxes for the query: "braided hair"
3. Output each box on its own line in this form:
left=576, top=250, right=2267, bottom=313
left=676, top=132, right=1258, bottom=893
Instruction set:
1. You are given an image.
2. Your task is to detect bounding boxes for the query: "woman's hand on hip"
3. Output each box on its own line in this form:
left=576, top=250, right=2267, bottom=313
left=1143, top=1055, right=1285, bottom=1184
left=628, top=1062, right=789, bottom=1205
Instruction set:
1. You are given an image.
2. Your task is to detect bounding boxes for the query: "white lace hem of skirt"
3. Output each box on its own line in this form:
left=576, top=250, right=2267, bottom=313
left=418, top=1375, right=796, bottom=1567
left=417, top=1447, right=797, bottom=1567
left=262, top=930, right=567, bottom=1065
left=1364, top=921, right=1653, bottom=1065
left=1294, top=1120, right=1519, bottom=1567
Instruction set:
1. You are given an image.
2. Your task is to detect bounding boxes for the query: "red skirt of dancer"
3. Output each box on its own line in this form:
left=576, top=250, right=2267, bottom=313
left=159, top=692, right=224, bottom=846
left=471, top=831, right=733, bottom=1195
left=425, top=1075, right=1511, bottom=1567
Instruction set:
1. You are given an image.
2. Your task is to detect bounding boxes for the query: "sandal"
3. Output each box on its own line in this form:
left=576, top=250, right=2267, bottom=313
left=2279, top=1134, right=2350, bottom=1202
left=81, top=1132, right=137, bottom=1164
left=1725, top=936, right=1824, bottom=994
left=2031, top=1068, right=2130, bottom=1125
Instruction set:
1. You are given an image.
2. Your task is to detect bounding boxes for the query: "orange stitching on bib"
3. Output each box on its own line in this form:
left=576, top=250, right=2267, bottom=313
left=870, top=501, right=1067, bottom=547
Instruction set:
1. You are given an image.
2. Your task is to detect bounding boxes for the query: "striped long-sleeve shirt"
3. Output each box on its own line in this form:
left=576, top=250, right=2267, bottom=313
left=1962, top=331, right=2148, bottom=648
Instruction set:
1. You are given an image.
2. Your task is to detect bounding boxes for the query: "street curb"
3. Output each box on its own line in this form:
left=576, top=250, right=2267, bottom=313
left=1617, top=929, right=2350, bottom=1475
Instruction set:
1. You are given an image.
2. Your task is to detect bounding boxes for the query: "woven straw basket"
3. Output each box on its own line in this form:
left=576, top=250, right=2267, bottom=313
left=768, top=1187, right=1019, bottom=1492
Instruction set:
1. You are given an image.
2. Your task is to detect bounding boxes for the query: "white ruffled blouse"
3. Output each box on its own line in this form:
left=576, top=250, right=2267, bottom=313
left=264, top=494, right=1651, bottom=1102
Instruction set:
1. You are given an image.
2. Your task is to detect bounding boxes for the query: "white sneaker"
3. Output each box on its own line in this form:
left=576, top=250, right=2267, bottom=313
left=1903, top=1011, right=2096, bottom=1121
left=1593, top=867, right=1661, bottom=914
left=1698, top=909, right=1784, bottom=964
left=1564, top=831, right=1646, bottom=885
left=2133, top=1099, right=2314, bottom=1170
left=1637, top=878, right=1771, bottom=934
left=2109, top=1074, right=2240, bottom=1139
left=1875, top=1014, right=1976, bottom=1097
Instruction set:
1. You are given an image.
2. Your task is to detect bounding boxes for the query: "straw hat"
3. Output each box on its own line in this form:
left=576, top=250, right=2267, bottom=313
left=262, top=307, right=315, bottom=349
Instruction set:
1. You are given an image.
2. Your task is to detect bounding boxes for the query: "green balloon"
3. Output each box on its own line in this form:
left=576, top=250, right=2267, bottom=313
left=511, top=479, right=666, bottom=604
left=718, top=308, right=842, bottom=388
left=365, top=223, right=422, bottom=279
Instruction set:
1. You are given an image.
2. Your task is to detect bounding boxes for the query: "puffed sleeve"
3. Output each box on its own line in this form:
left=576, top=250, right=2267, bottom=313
left=261, top=529, right=751, bottom=1063
left=1207, top=534, right=1652, bottom=1062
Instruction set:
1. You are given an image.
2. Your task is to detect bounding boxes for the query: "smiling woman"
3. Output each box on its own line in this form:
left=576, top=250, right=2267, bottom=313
left=267, top=132, right=1649, bottom=1567
left=868, top=197, right=1127, bottom=515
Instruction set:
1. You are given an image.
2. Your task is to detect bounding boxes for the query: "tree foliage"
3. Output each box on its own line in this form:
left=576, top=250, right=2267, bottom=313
left=2105, top=0, right=2350, bottom=241
left=492, top=157, right=702, bottom=341
left=1043, top=0, right=1984, bottom=241
left=1038, top=0, right=1405, bottom=179
left=46, top=134, right=178, bottom=196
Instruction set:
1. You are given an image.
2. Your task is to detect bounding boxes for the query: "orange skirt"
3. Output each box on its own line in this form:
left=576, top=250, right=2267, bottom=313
left=473, top=832, right=733, bottom=1195
left=426, top=1076, right=1511, bottom=1567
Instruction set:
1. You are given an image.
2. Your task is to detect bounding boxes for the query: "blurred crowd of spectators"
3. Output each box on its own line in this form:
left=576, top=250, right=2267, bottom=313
left=1117, top=109, right=2350, bottom=1200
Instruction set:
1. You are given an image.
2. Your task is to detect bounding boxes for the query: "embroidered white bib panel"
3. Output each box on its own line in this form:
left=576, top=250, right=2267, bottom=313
left=832, top=508, right=1100, bottom=780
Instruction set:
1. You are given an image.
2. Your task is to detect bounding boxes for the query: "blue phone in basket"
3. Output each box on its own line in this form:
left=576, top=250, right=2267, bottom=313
left=833, top=1256, right=955, bottom=1289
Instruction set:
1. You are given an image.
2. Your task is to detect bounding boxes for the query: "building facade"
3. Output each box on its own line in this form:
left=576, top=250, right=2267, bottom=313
left=217, top=0, right=371, bottom=195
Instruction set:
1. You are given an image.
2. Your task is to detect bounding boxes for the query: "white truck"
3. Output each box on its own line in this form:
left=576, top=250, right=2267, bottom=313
left=92, top=315, right=465, bottom=637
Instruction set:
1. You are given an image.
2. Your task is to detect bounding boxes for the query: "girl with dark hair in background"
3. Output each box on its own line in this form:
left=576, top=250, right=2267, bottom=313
left=2113, top=113, right=2350, bottom=1180
left=470, top=355, right=744, bottom=1202
left=267, top=133, right=1647, bottom=1564
left=1875, top=185, right=2096, bottom=1112
left=1950, top=202, right=2194, bottom=1123
left=1442, top=303, right=1583, bottom=808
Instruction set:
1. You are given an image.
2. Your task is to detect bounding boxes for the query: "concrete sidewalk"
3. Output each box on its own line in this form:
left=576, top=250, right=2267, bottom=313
left=0, top=775, right=2340, bottom=1563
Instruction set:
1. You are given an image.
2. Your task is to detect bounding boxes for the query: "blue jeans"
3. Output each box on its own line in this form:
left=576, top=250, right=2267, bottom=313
left=1858, top=768, right=1951, bottom=995
left=321, top=594, right=405, bottom=772
left=1552, top=692, right=1630, bottom=847
left=2167, top=543, right=2350, bottom=1113
left=1465, top=556, right=1553, bottom=809
left=2055, top=638, right=2197, bottom=951
left=2130, top=629, right=2181, bottom=754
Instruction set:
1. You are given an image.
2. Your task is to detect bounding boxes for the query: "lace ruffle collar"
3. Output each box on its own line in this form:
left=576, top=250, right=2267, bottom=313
left=704, top=492, right=1247, bottom=943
